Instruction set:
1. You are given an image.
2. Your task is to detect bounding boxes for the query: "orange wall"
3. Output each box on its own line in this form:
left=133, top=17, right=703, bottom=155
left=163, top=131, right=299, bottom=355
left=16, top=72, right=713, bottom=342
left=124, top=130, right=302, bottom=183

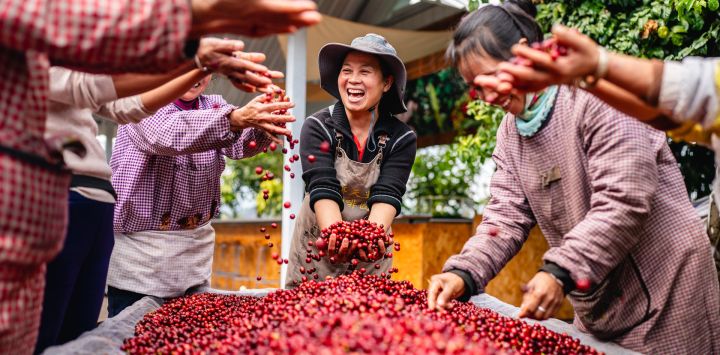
left=211, top=216, right=573, bottom=320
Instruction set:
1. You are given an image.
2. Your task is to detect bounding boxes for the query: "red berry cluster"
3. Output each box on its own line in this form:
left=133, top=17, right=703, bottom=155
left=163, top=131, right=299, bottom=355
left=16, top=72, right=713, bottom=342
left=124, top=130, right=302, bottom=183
left=316, top=220, right=396, bottom=263
left=510, top=39, right=568, bottom=67
left=122, top=273, right=600, bottom=354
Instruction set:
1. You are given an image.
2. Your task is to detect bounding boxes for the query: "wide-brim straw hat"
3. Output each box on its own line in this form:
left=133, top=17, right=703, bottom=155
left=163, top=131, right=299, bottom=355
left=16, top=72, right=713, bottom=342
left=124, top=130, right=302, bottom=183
left=318, top=33, right=407, bottom=114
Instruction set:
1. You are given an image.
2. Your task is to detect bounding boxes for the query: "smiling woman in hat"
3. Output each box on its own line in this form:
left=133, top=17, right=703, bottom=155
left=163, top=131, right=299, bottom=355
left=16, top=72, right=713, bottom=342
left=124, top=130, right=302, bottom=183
left=286, top=33, right=417, bottom=287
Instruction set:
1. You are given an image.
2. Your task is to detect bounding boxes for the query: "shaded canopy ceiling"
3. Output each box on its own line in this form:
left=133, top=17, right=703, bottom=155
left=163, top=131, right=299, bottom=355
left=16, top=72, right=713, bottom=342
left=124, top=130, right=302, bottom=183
left=206, top=0, right=466, bottom=108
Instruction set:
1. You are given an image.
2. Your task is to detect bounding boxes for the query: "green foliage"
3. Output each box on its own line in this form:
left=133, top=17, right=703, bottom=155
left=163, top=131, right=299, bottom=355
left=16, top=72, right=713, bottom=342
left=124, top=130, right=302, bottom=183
left=534, top=0, right=719, bottom=198
left=221, top=152, right=283, bottom=218
left=535, top=0, right=720, bottom=60
left=256, top=178, right=283, bottom=217
left=406, top=98, right=505, bottom=217
left=405, top=68, right=471, bottom=136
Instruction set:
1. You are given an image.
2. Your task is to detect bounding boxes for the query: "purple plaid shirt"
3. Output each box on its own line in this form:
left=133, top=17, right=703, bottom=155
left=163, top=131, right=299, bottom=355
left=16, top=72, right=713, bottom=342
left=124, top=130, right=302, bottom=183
left=111, top=94, right=269, bottom=233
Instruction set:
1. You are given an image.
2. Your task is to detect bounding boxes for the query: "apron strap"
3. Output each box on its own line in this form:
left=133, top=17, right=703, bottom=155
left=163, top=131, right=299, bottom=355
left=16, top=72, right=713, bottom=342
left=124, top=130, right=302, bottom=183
left=375, top=134, right=388, bottom=165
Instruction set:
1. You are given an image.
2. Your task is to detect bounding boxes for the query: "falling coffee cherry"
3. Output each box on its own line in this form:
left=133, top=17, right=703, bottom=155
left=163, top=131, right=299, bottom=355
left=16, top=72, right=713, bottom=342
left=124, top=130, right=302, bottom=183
left=271, top=252, right=279, bottom=260
left=488, top=226, right=500, bottom=237
left=268, top=242, right=274, bottom=247
left=271, top=222, right=278, bottom=228
left=290, top=173, right=295, bottom=179
left=576, top=279, right=591, bottom=292
left=307, top=155, right=316, bottom=163
left=264, top=234, right=271, bottom=240
left=269, top=142, right=277, bottom=151
left=256, top=276, right=262, bottom=281
left=282, top=148, right=288, bottom=154
left=292, top=154, right=299, bottom=161
left=283, top=201, right=291, bottom=209
left=289, top=214, right=295, bottom=219
left=248, top=141, right=257, bottom=149
left=255, top=166, right=263, bottom=175
left=260, top=227, right=267, bottom=233
left=284, top=165, right=291, bottom=171
left=319, top=141, right=331, bottom=153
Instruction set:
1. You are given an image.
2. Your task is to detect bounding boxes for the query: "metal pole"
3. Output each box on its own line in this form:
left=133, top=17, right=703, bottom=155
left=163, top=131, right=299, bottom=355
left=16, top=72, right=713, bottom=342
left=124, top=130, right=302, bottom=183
left=280, top=29, right=307, bottom=287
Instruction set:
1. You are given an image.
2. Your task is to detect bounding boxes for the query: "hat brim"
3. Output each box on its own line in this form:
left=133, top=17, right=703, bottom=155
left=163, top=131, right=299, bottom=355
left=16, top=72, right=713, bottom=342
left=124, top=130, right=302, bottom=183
left=318, top=43, right=408, bottom=114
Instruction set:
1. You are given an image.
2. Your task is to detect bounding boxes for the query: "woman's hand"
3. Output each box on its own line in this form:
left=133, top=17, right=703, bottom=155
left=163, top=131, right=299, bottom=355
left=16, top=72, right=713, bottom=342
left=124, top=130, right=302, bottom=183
left=427, top=272, right=466, bottom=311
left=190, top=0, right=322, bottom=37
left=518, top=271, right=565, bottom=321
left=195, top=38, right=283, bottom=93
left=327, top=233, right=357, bottom=263
left=229, top=94, right=295, bottom=142
left=495, top=25, right=601, bottom=93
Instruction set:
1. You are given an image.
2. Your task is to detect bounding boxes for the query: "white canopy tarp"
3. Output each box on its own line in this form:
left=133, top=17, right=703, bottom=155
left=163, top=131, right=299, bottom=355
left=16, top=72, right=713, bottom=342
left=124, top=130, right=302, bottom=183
left=277, top=15, right=453, bottom=84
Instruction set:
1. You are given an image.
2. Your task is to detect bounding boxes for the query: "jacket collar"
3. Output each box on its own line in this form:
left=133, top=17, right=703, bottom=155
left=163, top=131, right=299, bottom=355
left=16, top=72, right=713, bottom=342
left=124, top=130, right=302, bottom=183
left=326, top=101, right=393, bottom=139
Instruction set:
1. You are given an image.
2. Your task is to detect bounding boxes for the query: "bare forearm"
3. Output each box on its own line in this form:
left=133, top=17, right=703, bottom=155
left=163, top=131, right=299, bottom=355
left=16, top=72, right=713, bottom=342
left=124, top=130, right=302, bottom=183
left=604, top=54, right=664, bottom=106
left=112, top=62, right=195, bottom=98
left=367, top=203, right=396, bottom=232
left=140, top=69, right=208, bottom=112
left=314, top=199, right=343, bottom=231
left=588, top=80, right=663, bottom=122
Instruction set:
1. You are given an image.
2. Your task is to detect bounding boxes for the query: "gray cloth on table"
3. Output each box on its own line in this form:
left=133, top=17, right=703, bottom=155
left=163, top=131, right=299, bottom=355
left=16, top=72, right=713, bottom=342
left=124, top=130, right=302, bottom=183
left=44, top=289, right=636, bottom=355
left=42, top=296, right=163, bottom=355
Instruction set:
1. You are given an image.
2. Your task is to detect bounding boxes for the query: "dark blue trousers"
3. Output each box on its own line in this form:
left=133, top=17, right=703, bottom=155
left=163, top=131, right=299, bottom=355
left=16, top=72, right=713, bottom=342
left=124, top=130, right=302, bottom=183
left=34, top=191, right=114, bottom=354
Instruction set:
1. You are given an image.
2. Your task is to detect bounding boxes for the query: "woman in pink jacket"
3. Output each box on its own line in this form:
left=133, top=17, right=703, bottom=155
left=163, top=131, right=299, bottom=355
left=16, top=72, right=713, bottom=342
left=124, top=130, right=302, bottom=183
left=427, top=1, right=720, bottom=353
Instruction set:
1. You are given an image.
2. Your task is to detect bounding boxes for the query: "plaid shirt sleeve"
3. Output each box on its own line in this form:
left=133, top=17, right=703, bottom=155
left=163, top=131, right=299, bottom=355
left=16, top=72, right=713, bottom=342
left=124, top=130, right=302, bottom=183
left=0, top=0, right=191, bottom=72
left=222, top=127, right=272, bottom=160
left=123, top=97, right=239, bottom=156
left=543, top=95, right=659, bottom=285
left=443, top=118, right=537, bottom=292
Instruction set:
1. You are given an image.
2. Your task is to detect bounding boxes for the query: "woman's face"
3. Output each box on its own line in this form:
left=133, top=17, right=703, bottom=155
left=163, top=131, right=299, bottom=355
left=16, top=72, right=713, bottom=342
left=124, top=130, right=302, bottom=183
left=458, top=52, right=525, bottom=115
left=180, top=75, right=212, bottom=101
left=338, top=51, right=393, bottom=114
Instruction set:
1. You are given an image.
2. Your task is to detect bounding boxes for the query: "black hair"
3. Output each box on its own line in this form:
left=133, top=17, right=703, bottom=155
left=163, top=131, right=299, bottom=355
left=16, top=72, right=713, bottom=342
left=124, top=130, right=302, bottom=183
left=447, top=0, right=543, bottom=67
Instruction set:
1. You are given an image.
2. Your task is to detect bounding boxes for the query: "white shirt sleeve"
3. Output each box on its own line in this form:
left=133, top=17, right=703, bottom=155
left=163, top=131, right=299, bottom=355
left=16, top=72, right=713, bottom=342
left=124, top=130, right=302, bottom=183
left=48, top=66, right=118, bottom=110
left=95, top=95, right=155, bottom=124
left=659, top=57, right=720, bottom=128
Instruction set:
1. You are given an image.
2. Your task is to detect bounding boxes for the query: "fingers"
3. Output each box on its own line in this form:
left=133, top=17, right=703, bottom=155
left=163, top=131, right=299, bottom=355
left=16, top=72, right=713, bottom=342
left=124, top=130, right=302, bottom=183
left=234, top=51, right=267, bottom=64
left=230, top=80, right=257, bottom=93
left=339, top=238, right=350, bottom=258
left=377, top=239, right=386, bottom=255
left=518, top=287, right=542, bottom=319
left=257, top=113, right=294, bottom=124
left=227, top=70, right=272, bottom=91
left=212, top=38, right=245, bottom=54
left=358, top=248, right=368, bottom=262
left=436, top=283, right=456, bottom=310
left=427, top=274, right=465, bottom=311
left=474, top=75, right=511, bottom=97
left=495, top=63, right=556, bottom=92
left=262, top=101, right=295, bottom=113
left=551, top=24, right=588, bottom=50
left=511, top=45, right=557, bottom=72
left=349, top=239, right=359, bottom=258
left=262, top=131, right=283, bottom=145
left=427, top=277, right=442, bottom=310
left=328, top=233, right=338, bottom=257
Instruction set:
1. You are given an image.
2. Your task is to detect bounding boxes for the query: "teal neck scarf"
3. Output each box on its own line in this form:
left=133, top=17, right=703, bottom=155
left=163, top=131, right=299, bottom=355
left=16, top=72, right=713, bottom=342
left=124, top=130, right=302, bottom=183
left=515, top=85, right=558, bottom=137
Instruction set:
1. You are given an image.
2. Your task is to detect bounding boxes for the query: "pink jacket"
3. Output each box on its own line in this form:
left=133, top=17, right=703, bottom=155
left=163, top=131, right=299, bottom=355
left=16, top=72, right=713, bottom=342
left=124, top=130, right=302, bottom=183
left=444, top=87, right=720, bottom=354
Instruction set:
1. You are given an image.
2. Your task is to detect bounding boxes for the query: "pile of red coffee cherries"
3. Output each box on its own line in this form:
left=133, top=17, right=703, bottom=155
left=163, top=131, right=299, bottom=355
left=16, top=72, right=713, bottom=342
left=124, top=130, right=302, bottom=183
left=123, top=273, right=600, bottom=354
left=315, top=220, right=397, bottom=263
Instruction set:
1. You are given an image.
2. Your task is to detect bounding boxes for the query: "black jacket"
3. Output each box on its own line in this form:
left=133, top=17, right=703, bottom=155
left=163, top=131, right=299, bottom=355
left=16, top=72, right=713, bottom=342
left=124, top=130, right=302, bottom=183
left=299, top=102, right=417, bottom=215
